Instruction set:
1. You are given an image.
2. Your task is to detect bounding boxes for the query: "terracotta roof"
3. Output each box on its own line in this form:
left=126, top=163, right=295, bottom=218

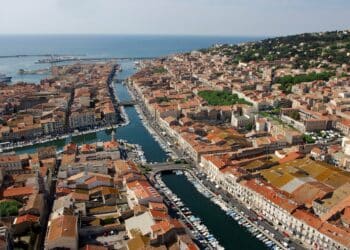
left=47, top=215, right=77, bottom=242
left=292, top=209, right=322, bottom=229
left=0, top=155, right=21, bottom=163
left=242, top=179, right=299, bottom=213
left=151, top=220, right=173, bottom=235
left=149, top=202, right=167, bottom=211
left=278, top=152, right=303, bottom=164
left=291, top=182, right=333, bottom=208
left=341, top=207, right=350, bottom=225
left=85, top=175, right=112, bottom=185
left=202, top=154, right=227, bottom=169
left=14, top=214, right=39, bottom=225
left=150, top=209, right=169, bottom=221
left=3, top=186, right=35, bottom=198
left=69, top=192, right=89, bottom=201
left=319, top=222, right=350, bottom=248
left=81, top=244, right=108, bottom=250
left=127, top=180, right=161, bottom=200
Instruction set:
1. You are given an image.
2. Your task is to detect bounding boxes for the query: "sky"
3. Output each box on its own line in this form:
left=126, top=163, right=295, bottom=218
left=0, top=0, right=349, bottom=36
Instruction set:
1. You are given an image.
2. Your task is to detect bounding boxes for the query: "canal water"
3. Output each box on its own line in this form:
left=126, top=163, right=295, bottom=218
left=162, top=173, right=267, bottom=250
left=13, top=60, right=168, bottom=163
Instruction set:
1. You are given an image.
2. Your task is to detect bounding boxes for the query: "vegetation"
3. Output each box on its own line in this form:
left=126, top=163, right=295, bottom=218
left=0, top=200, right=22, bottom=216
left=138, top=164, right=151, bottom=174
left=275, top=71, right=335, bottom=93
left=205, top=30, right=350, bottom=69
left=155, top=96, right=170, bottom=104
left=303, top=134, right=316, bottom=144
left=198, top=90, right=252, bottom=106
left=244, top=124, right=254, bottom=131
left=288, top=110, right=301, bottom=121
left=101, top=217, right=115, bottom=225
left=174, top=159, right=187, bottom=164
left=152, top=67, right=167, bottom=74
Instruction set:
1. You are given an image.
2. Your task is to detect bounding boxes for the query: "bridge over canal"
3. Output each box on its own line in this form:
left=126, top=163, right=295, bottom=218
left=118, top=100, right=137, bottom=106
left=145, top=162, right=191, bottom=183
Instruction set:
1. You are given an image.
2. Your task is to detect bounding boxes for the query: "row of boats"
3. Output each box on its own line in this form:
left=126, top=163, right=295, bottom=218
left=224, top=208, right=282, bottom=250
left=184, top=172, right=285, bottom=250
left=155, top=172, right=224, bottom=250
left=0, top=122, right=128, bottom=152
left=122, top=82, right=175, bottom=160
left=134, top=144, right=147, bottom=163
left=133, top=104, right=175, bottom=159
left=173, top=170, right=286, bottom=250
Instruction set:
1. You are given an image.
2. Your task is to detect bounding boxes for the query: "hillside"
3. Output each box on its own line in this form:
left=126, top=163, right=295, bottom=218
left=202, top=30, right=350, bottom=70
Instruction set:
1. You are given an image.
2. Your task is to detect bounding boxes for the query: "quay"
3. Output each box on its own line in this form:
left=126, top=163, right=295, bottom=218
left=151, top=167, right=289, bottom=250
left=154, top=172, right=219, bottom=249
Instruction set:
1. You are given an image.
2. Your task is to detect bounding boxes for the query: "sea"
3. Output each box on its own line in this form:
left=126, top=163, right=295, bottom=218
left=0, top=34, right=259, bottom=83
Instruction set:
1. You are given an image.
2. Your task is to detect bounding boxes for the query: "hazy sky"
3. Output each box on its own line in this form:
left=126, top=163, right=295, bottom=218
left=0, top=0, right=349, bottom=36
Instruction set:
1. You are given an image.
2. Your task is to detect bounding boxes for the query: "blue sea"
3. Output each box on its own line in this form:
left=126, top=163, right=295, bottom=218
left=0, top=35, right=259, bottom=83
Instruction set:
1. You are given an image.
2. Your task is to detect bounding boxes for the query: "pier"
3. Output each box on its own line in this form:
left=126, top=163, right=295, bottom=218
left=36, top=56, right=159, bottom=64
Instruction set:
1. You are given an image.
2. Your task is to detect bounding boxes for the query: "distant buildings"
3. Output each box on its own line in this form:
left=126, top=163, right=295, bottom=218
left=0, top=63, right=118, bottom=142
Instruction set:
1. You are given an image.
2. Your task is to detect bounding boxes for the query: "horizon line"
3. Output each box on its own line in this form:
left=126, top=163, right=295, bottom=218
left=0, top=33, right=268, bottom=38
left=0, top=28, right=345, bottom=38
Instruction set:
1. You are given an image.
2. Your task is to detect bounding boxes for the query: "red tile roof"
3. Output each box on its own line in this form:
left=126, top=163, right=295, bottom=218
left=278, top=152, right=303, bottom=164
left=242, top=179, right=299, bottom=213
left=14, top=214, right=39, bottom=225
left=292, top=209, right=322, bottom=229
left=3, top=186, right=35, bottom=198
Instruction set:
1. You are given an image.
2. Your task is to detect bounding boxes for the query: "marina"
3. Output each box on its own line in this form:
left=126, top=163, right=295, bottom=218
left=160, top=170, right=289, bottom=250
left=154, top=172, right=223, bottom=250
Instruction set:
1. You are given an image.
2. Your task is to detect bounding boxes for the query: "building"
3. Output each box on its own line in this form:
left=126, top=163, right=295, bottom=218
left=45, top=215, right=78, bottom=250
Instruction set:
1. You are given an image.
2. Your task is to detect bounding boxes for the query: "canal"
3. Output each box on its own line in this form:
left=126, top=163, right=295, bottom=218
left=162, top=173, right=267, bottom=250
left=12, top=60, right=266, bottom=249
left=13, top=60, right=168, bottom=163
